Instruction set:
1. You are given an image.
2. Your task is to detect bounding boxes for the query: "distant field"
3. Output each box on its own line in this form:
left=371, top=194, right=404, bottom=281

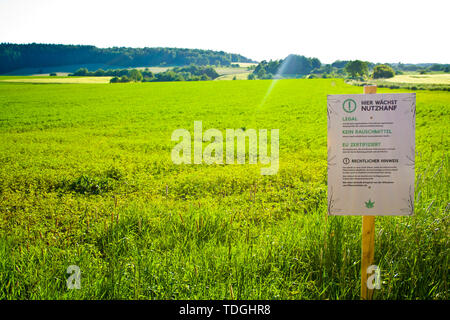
left=0, top=76, right=112, bottom=84
left=385, top=74, right=450, bottom=85
left=231, top=62, right=258, bottom=68
left=215, top=66, right=252, bottom=80
left=216, top=72, right=252, bottom=80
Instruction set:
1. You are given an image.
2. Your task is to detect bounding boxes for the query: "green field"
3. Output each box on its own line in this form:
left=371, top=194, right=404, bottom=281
left=0, top=79, right=448, bottom=299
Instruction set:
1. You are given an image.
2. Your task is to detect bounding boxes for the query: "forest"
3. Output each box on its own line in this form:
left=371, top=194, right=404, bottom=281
left=0, top=43, right=255, bottom=74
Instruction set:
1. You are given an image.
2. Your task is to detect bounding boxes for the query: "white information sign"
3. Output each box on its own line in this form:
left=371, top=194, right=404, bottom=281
left=327, top=93, right=415, bottom=216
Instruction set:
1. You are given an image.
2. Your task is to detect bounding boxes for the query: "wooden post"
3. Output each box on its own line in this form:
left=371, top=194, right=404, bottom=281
left=361, top=85, right=377, bottom=300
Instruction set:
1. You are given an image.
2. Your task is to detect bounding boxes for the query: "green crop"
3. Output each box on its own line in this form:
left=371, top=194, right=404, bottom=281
left=0, top=79, right=448, bottom=299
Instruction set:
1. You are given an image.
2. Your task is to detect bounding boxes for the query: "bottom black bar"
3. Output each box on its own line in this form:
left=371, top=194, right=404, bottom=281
left=1, top=300, right=447, bottom=319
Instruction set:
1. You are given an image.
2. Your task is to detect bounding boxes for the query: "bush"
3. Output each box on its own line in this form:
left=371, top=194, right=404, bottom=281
left=345, top=60, right=368, bottom=78
left=373, top=64, right=395, bottom=79
left=120, top=75, right=130, bottom=83
left=71, top=68, right=89, bottom=76
left=129, top=69, right=143, bottom=82
left=49, top=73, right=57, bottom=76
left=94, top=69, right=105, bottom=76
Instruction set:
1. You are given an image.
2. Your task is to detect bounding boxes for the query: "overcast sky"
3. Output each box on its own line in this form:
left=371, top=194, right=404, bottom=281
left=0, top=0, right=448, bottom=64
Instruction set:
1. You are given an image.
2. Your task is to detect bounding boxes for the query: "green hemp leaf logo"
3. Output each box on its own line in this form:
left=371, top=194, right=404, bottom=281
left=365, top=199, right=375, bottom=208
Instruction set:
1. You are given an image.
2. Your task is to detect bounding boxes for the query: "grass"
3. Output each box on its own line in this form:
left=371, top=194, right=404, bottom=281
left=0, top=79, right=448, bottom=299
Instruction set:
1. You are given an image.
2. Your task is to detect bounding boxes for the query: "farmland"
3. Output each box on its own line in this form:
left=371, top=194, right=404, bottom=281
left=0, top=79, right=448, bottom=299
left=384, top=74, right=450, bottom=85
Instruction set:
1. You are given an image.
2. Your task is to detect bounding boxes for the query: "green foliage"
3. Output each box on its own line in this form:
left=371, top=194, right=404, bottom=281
left=0, top=79, right=448, bottom=299
left=0, top=43, right=255, bottom=74
left=331, top=60, right=350, bottom=69
left=373, top=64, right=395, bottom=79
left=252, top=55, right=321, bottom=79
left=345, top=60, right=369, bottom=78
left=72, top=68, right=89, bottom=76
left=128, top=69, right=143, bottom=82
left=172, top=65, right=219, bottom=80
left=81, top=65, right=217, bottom=83
left=394, top=62, right=450, bottom=72
left=153, top=70, right=184, bottom=82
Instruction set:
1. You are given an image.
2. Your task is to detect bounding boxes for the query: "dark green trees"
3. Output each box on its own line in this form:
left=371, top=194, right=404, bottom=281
left=345, top=60, right=369, bottom=78
left=372, top=64, right=395, bottom=79
left=251, top=55, right=322, bottom=79
left=0, top=43, right=255, bottom=74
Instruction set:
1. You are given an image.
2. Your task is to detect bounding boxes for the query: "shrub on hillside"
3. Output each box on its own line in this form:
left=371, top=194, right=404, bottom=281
left=373, top=64, right=395, bottom=79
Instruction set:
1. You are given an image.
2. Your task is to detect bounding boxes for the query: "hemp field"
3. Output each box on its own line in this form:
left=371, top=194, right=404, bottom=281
left=0, top=79, right=448, bottom=299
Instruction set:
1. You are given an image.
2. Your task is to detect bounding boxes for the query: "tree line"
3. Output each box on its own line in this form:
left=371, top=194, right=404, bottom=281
left=69, top=65, right=220, bottom=83
left=0, top=43, right=255, bottom=74
left=249, top=55, right=450, bottom=80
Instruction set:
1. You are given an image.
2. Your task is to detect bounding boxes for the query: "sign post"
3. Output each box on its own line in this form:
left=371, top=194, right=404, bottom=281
left=327, top=85, right=415, bottom=300
left=361, top=85, right=377, bottom=300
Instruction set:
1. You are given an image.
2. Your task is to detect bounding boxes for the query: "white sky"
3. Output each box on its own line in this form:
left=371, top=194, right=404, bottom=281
left=0, top=0, right=449, bottom=64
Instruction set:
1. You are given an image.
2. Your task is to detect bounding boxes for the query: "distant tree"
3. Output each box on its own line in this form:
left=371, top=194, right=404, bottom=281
left=282, top=54, right=313, bottom=75
left=154, top=70, right=184, bottom=82
left=331, top=60, right=349, bottom=69
left=110, top=76, right=120, bottom=83
left=120, top=75, right=130, bottom=82
left=311, top=58, right=321, bottom=69
left=428, top=64, right=443, bottom=72
left=256, top=66, right=267, bottom=79
left=345, top=60, right=368, bottom=78
left=49, top=72, right=57, bottom=76
left=247, top=73, right=256, bottom=80
left=373, top=64, right=395, bottom=79
left=72, top=68, right=89, bottom=76
left=128, top=69, right=143, bottom=82
left=94, top=69, right=105, bottom=76
left=141, top=70, right=154, bottom=79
